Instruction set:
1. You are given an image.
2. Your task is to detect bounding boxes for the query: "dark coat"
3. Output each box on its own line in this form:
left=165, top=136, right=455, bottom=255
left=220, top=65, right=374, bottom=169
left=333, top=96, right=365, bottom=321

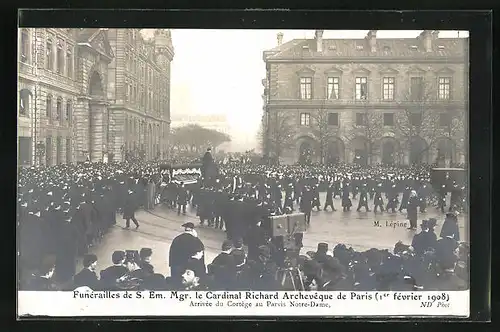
left=73, top=268, right=100, bottom=290
left=169, top=233, right=206, bottom=271
left=100, top=265, right=128, bottom=290
left=123, top=194, right=137, bottom=219
left=440, top=218, right=460, bottom=242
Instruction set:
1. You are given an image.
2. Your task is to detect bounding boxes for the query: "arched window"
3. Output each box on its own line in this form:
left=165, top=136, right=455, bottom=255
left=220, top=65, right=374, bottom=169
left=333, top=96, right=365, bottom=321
left=65, top=100, right=72, bottom=125
left=56, top=97, right=63, bottom=121
left=20, top=29, right=30, bottom=63
left=57, top=41, right=64, bottom=74
left=46, top=95, right=52, bottom=122
left=19, top=89, right=30, bottom=117
left=66, top=48, right=73, bottom=78
left=46, top=38, right=54, bottom=70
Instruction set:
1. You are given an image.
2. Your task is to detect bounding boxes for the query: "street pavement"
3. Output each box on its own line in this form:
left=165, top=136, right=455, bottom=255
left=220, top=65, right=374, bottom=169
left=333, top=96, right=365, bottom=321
left=83, top=192, right=468, bottom=277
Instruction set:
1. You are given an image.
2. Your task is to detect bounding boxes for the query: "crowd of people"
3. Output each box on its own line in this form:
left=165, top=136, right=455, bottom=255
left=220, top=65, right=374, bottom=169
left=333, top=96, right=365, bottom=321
left=17, top=149, right=468, bottom=292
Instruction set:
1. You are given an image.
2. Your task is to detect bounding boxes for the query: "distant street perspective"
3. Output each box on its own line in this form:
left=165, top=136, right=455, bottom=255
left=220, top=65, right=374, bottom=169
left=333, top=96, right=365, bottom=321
left=18, top=29, right=469, bottom=293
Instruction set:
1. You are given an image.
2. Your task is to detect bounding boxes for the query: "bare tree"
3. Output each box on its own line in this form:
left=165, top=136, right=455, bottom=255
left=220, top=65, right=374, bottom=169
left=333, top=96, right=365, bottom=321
left=346, top=108, right=385, bottom=165
left=311, top=107, right=337, bottom=164
left=256, top=119, right=267, bottom=155
left=395, top=81, right=442, bottom=164
left=268, top=110, right=296, bottom=164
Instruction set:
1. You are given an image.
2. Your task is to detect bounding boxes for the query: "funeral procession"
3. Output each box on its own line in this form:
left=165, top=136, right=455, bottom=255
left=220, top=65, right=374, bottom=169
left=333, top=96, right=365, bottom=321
left=17, top=29, right=469, bottom=294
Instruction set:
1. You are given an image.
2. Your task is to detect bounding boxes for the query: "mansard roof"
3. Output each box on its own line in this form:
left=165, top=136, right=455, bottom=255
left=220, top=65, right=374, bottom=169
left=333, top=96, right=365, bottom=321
left=265, top=37, right=467, bottom=60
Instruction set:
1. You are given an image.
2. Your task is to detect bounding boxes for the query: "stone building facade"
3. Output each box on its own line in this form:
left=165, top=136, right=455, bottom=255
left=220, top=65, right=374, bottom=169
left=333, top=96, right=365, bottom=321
left=17, top=28, right=174, bottom=166
left=262, top=30, right=468, bottom=165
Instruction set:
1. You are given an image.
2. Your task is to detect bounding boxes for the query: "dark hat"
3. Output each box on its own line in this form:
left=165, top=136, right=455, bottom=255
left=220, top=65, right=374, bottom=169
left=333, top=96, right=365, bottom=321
left=427, top=218, right=437, bottom=228
left=446, top=212, right=458, bottom=219
left=420, top=219, right=428, bottom=227
left=83, top=254, right=98, bottom=268
left=222, top=240, right=233, bottom=251
left=139, top=248, right=153, bottom=259
left=182, top=222, right=195, bottom=229
left=317, top=243, right=329, bottom=253
left=112, top=250, right=126, bottom=264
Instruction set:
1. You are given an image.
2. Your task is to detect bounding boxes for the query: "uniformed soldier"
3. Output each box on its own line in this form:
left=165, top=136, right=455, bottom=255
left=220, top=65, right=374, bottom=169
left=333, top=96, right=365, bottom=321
left=341, top=182, right=352, bottom=212
left=373, top=183, right=385, bottom=213
left=356, top=182, right=371, bottom=212
left=323, top=182, right=337, bottom=212
left=399, top=185, right=411, bottom=212
left=407, top=190, right=419, bottom=230
left=176, top=182, right=188, bottom=215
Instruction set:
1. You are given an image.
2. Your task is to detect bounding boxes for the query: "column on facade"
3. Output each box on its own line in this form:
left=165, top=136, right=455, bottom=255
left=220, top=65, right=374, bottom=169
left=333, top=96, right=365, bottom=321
left=89, top=101, right=105, bottom=162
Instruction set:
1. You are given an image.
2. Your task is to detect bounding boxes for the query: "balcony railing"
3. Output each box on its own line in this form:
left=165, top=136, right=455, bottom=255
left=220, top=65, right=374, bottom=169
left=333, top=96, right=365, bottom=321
left=267, top=98, right=466, bottom=107
left=18, top=61, right=35, bottom=76
left=39, top=69, right=76, bottom=89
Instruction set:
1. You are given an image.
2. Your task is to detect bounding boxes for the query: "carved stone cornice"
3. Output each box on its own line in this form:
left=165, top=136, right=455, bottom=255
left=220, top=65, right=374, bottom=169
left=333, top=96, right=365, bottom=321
left=266, top=57, right=466, bottom=64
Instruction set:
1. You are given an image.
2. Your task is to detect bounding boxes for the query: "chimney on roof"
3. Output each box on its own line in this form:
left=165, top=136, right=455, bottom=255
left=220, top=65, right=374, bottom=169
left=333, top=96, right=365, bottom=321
left=315, top=30, right=324, bottom=53
left=366, top=30, right=377, bottom=53
left=277, top=32, right=283, bottom=47
left=419, top=30, right=433, bottom=52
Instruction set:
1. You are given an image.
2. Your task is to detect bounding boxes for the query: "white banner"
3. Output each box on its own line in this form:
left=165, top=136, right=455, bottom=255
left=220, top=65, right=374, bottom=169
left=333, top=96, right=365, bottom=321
left=18, top=290, right=469, bottom=317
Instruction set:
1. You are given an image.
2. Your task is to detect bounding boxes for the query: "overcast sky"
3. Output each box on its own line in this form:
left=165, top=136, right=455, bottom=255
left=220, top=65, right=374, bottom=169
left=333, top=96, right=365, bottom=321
left=163, top=30, right=468, bottom=151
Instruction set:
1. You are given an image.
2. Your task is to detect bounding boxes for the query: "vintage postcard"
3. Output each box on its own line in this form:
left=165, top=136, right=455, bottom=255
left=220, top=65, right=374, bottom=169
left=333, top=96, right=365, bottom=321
left=17, top=28, right=469, bottom=317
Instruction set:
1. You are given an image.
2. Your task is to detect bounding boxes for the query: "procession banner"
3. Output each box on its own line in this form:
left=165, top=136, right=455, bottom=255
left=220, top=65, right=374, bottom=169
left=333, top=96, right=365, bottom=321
left=18, top=290, right=469, bottom=317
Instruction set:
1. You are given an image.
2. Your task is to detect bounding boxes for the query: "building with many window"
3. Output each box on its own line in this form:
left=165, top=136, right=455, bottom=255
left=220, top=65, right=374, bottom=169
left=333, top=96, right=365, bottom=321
left=262, top=30, right=468, bottom=165
left=17, top=28, right=174, bottom=166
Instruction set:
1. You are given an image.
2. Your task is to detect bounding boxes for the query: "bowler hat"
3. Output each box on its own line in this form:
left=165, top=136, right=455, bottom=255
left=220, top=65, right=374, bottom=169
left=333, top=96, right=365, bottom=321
left=182, top=222, right=195, bottom=229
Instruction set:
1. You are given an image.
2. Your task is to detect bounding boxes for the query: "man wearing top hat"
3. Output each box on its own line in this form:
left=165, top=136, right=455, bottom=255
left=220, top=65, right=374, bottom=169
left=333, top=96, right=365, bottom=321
left=407, top=190, right=419, bottom=230
left=169, top=222, right=206, bottom=286
left=123, top=189, right=140, bottom=229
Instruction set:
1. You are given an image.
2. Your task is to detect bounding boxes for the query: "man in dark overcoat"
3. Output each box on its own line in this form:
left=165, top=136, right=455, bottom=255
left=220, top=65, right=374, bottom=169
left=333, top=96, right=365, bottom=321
left=168, top=222, right=206, bottom=286
left=123, top=190, right=140, bottom=229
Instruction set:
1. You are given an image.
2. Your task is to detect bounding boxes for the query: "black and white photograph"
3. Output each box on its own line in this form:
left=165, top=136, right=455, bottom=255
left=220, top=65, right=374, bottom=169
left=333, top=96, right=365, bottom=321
left=17, top=27, right=470, bottom=316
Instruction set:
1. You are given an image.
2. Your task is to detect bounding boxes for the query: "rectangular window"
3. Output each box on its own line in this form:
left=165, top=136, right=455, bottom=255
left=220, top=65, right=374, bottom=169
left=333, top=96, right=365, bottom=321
left=45, top=136, right=52, bottom=166
left=20, top=30, right=29, bottom=63
left=56, top=99, right=62, bottom=121
left=439, top=113, right=451, bottom=127
left=410, top=77, right=424, bottom=101
left=66, top=50, right=73, bottom=78
left=46, top=96, right=52, bottom=122
left=66, top=138, right=72, bottom=164
left=355, top=113, right=366, bottom=126
left=383, top=113, right=394, bottom=126
left=57, top=43, right=64, bottom=74
left=56, top=137, right=62, bottom=165
left=327, top=77, right=339, bottom=99
left=382, top=77, right=395, bottom=100
left=355, top=77, right=368, bottom=100
left=410, top=113, right=422, bottom=126
left=46, top=39, right=53, bottom=70
left=438, top=77, right=451, bottom=100
left=300, top=77, right=312, bottom=99
left=65, top=101, right=72, bottom=124
left=328, top=113, right=339, bottom=126
left=300, top=113, right=310, bottom=126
